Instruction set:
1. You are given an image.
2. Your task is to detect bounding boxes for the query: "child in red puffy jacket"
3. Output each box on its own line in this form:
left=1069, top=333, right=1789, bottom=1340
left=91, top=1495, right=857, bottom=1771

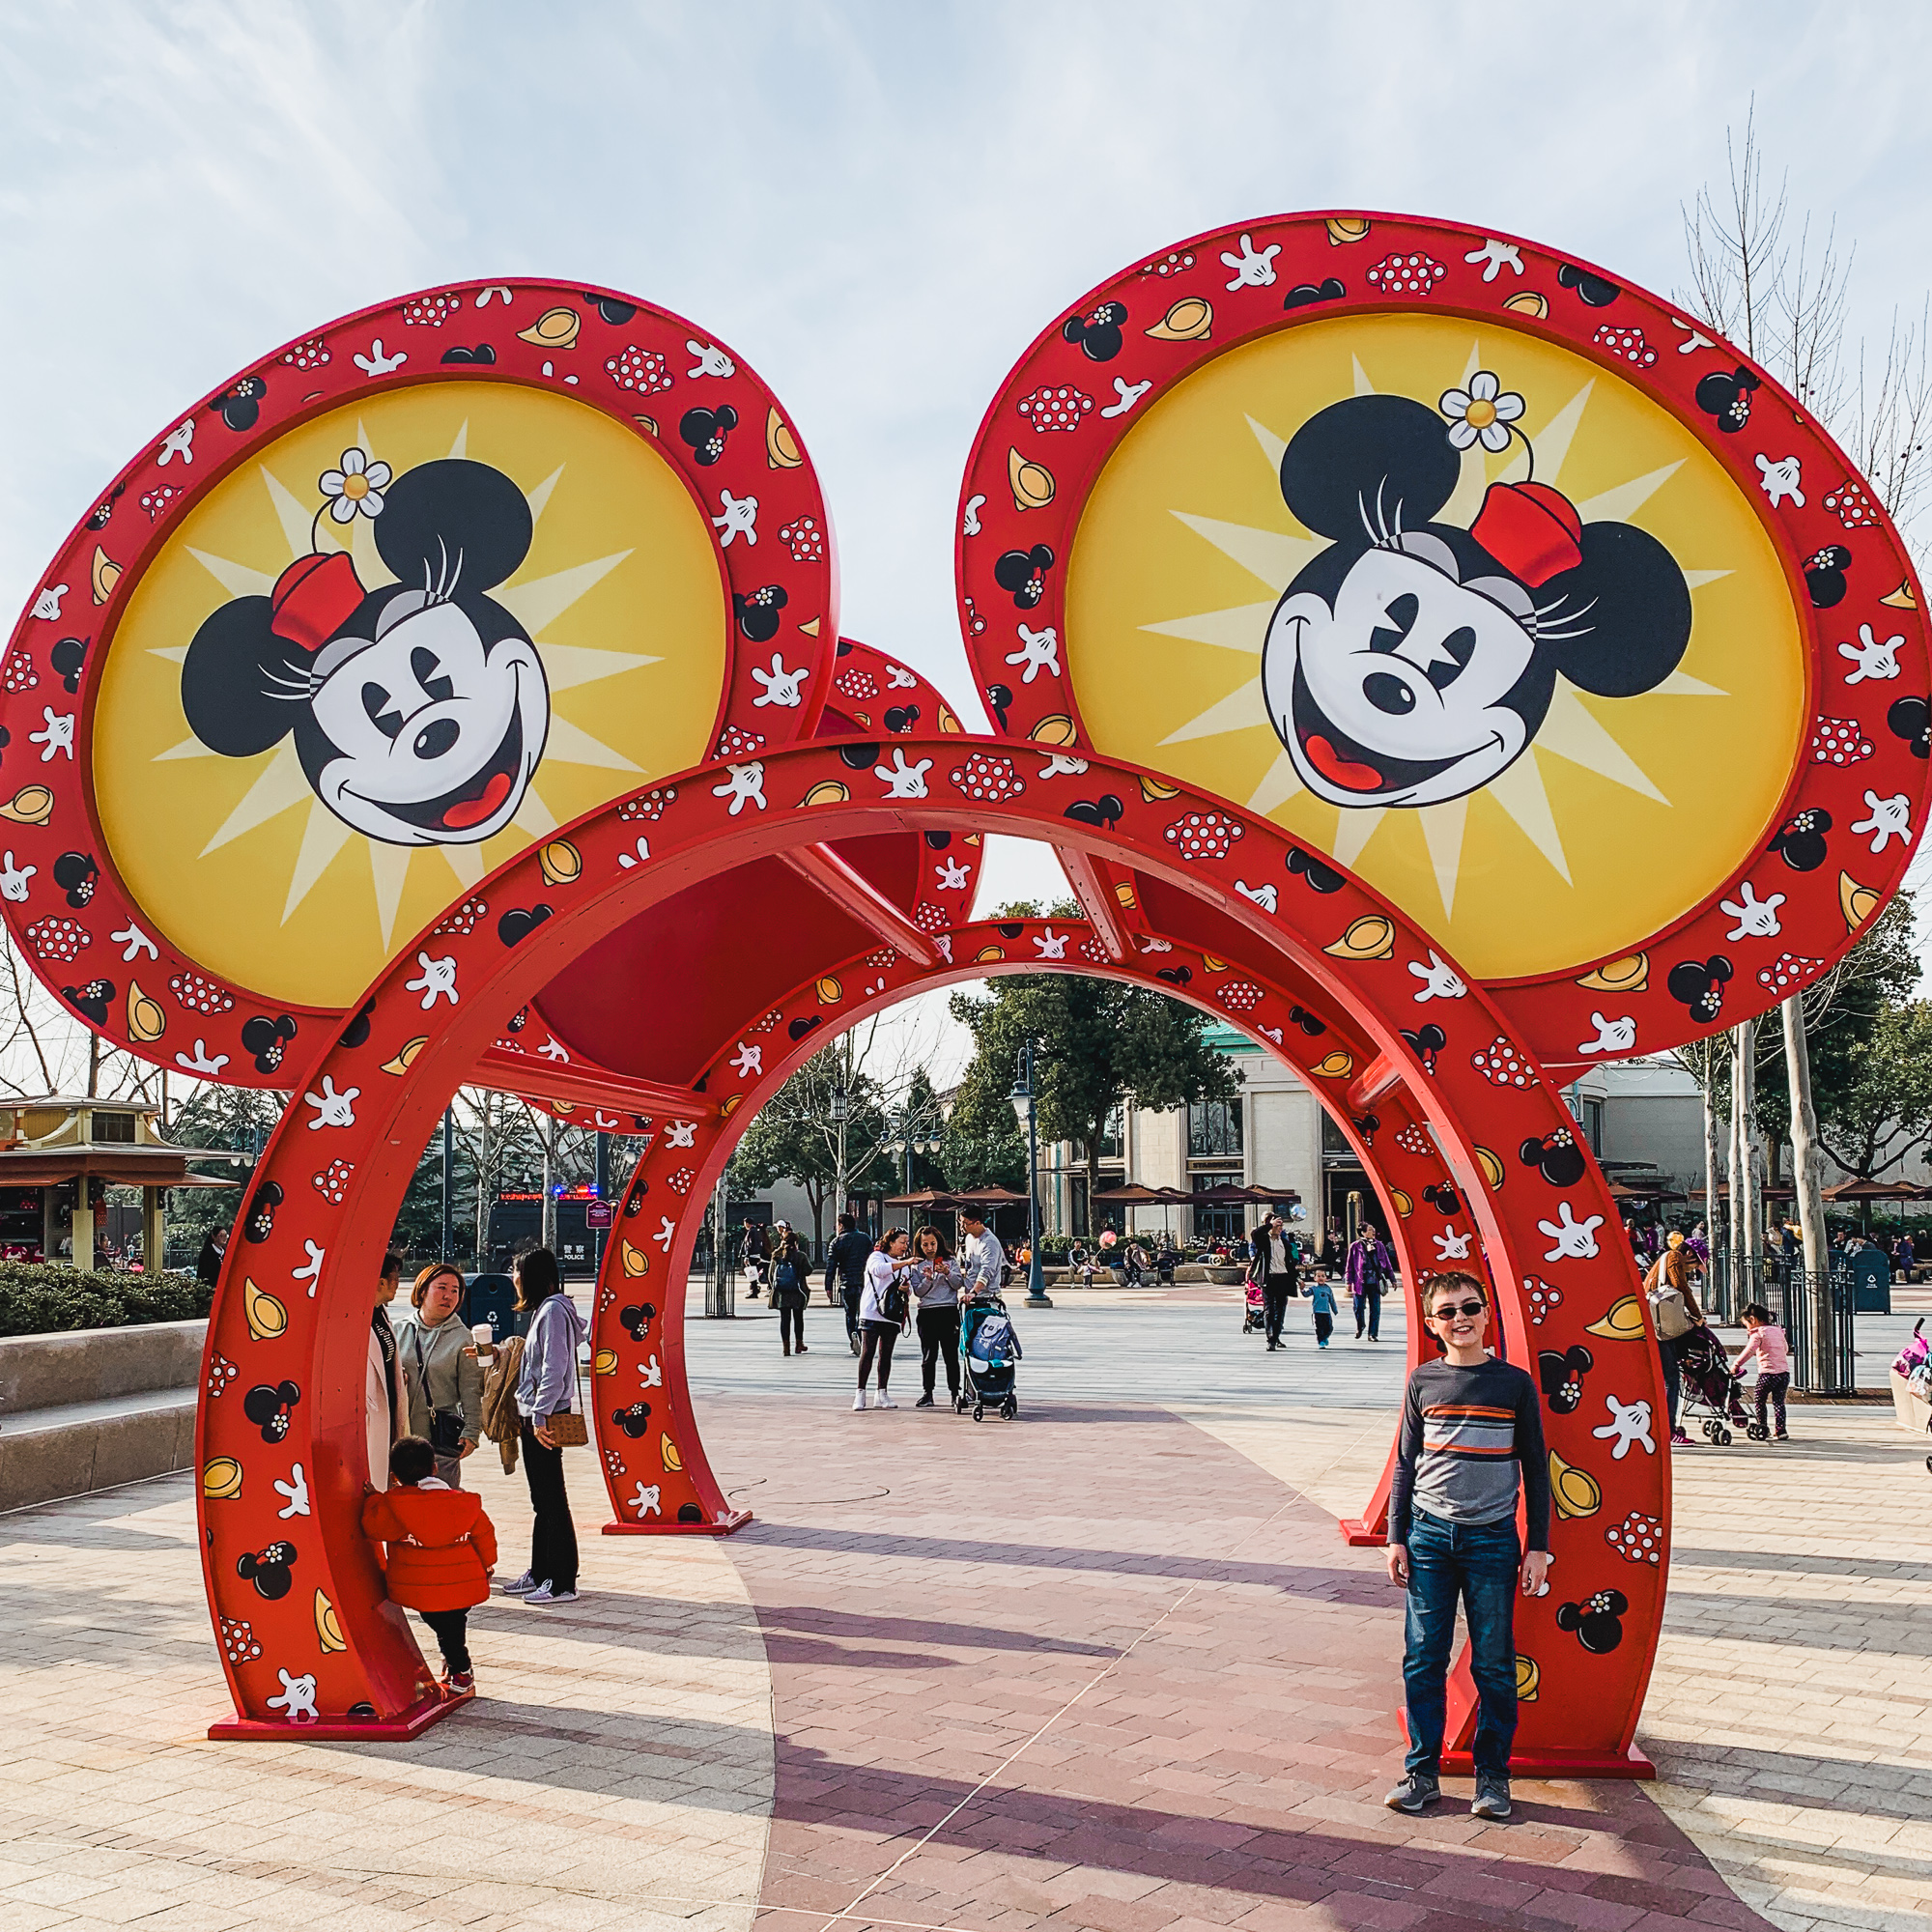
left=362, top=1433, right=498, bottom=1693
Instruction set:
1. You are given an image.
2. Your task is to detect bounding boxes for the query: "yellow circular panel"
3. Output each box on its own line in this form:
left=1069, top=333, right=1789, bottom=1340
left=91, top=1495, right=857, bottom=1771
left=1065, top=314, right=1804, bottom=980
left=95, top=382, right=724, bottom=1008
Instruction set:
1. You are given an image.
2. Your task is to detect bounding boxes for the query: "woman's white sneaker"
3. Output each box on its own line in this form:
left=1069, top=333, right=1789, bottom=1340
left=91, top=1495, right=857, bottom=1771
left=852, top=1390, right=869, bottom=1410
left=525, top=1583, right=579, bottom=1605
left=874, top=1392, right=897, bottom=1409
left=497, top=1570, right=537, bottom=1596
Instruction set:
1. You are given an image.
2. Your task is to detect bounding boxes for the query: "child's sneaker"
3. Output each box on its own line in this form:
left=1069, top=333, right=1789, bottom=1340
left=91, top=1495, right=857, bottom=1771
left=1669, top=1429, right=1692, bottom=1446
left=497, top=1570, right=538, bottom=1596
left=442, top=1669, right=474, bottom=1695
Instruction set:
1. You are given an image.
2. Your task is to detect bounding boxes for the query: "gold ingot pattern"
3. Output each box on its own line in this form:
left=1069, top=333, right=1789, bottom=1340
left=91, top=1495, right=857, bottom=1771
left=539, top=839, right=582, bottom=886
left=382, top=1036, right=428, bottom=1075
left=621, top=1241, right=650, bottom=1277
left=128, top=981, right=165, bottom=1042
left=0, top=785, right=53, bottom=825
left=1474, top=1147, right=1505, bottom=1190
left=1113, top=882, right=1138, bottom=909
left=1147, top=297, right=1211, bottom=341
left=1577, top=952, right=1648, bottom=993
left=1516, top=1654, right=1541, bottom=1701
left=202, top=1456, right=242, bottom=1500
left=975, top=945, right=1006, bottom=962
left=1138, top=776, right=1180, bottom=801
left=1009, top=446, right=1055, bottom=510
left=517, top=306, right=580, bottom=348
left=592, top=1348, right=619, bottom=1376
left=315, top=1588, right=346, bottom=1654
left=1325, top=216, right=1371, bottom=245
left=1324, top=917, right=1394, bottom=961
left=91, top=545, right=121, bottom=604
left=244, top=1278, right=287, bottom=1343
left=661, top=1435, right=684, bottom=1473
left=1502, top=291, right=1550, bottom=319
left=1031, top=714, right=1077, bottom=746
left=1839, top=871, right=1879, bottom=931
left=1586, top=1294, right=1647, bottom=1341
left=801, top=781, right=849, bottom=807
left=765, top=407, right=803, bottom=469
left=1310, top=1050, right=1354, bottom=1079
left=1549, top=1450, right=1603, bottom=1520
left=816, top=976, right=843, bottom=1003
left=1390, top=1188, right=1414, bottom=1218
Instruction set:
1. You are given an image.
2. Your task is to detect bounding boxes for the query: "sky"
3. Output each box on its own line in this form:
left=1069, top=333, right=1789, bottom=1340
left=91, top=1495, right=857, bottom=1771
left=2, top=0, right=1929, bottom=1093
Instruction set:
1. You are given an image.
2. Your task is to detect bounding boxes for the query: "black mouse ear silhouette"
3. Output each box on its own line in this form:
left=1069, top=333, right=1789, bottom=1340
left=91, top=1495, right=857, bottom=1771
left=1279, top=394, right=1460, bottom=541
left=1540, top=525, right=1691, bottom=698
left=182, top=597, right=312, bottom=758
left=374, top=458, right=533, bottom=596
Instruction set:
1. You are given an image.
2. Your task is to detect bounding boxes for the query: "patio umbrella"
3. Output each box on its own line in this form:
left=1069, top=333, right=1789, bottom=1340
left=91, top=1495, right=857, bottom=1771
left=1824, top=1174, right=1924, bottom=1236
left=1092, top=1180, right=1176, bottom=1245
left=883, top=1187, right=958, bottom=1207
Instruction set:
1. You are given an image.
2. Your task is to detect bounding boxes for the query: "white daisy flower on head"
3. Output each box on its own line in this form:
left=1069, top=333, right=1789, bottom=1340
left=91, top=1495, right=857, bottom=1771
left=318, top=446, right=392, bottom=523
left=1438, top=371, right=1524, bottom=452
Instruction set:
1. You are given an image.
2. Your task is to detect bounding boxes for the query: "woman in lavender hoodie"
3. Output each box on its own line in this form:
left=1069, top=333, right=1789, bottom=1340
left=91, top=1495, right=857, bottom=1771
left=500, top=1247, right=586, bottom=1606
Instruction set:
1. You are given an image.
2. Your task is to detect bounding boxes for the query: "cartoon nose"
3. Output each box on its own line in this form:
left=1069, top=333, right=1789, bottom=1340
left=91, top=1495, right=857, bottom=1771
left=413, top=719, right=460, bottom=760
left=1363, top=671, right=1415, bottom=717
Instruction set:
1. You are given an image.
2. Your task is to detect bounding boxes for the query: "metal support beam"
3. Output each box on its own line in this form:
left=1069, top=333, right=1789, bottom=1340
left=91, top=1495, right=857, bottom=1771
left=472, top=1051, right=716, bottom=1122
left=1056, top=846, right=1130, bottom=962
left=1345, top=1053, right=1406, bottom=1116
left=777, top=842, right=938, bottom=965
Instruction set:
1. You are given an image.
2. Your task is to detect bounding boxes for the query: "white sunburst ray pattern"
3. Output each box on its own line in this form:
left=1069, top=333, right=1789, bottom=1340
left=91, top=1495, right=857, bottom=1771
left=1133, top=337, right=1736, bottom=919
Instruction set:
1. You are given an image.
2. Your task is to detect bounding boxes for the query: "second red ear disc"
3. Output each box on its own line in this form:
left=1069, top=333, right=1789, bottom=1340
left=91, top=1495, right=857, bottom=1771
left=954, top=210, right=1928, bottom=1065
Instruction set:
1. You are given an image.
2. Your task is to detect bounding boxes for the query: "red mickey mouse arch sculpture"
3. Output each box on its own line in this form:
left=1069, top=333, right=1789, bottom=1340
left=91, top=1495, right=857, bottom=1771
left=0, top=215, right=1920, bottom=1776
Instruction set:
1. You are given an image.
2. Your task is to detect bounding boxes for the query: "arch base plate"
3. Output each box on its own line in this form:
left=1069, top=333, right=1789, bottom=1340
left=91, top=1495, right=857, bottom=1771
left=602, top=1510, right=753, bottom=1537
left=208, top=1686, right=469, bottom=1743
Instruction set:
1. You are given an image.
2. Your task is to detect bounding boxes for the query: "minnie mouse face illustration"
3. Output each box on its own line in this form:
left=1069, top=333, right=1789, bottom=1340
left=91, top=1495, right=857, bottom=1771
left=181, top=457, right=549, bottom=847
left=1259, top=390, right=1692, bottom=810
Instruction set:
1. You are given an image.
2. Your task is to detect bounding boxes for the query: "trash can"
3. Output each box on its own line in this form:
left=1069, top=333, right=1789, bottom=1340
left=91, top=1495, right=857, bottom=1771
left=1846, top=1249, right=1892, bottom=1314
left=462, top=1271, right=523, bottom=1342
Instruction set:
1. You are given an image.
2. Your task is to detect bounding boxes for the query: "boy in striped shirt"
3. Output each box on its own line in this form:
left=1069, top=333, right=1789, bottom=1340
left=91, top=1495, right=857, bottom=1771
left=1384, top=1271, right=1550, bottom=1823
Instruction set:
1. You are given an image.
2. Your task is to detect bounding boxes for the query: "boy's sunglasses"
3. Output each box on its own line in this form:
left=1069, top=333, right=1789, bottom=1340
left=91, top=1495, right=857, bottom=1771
left=1431, top=1300, right=1487, bottom=1320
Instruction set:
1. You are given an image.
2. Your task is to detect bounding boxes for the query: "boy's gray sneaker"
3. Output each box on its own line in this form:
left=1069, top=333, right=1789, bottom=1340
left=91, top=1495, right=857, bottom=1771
left=1383, top=1773, right=1440, bottom=1813
left=1471, top=1777, right=1512, bottom=1820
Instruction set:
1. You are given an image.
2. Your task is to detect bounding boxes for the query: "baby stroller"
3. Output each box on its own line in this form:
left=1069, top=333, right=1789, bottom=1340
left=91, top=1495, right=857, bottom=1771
left=1243, top=1276, right=1266, bottom=1333
left=1678, top=1325, right=1748, bottom=1445
left=958, top=1296, right=1021, bottom=1421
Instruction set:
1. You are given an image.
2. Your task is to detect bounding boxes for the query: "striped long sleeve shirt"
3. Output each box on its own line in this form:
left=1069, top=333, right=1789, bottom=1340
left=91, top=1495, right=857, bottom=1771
left=1388, top=1356, right=1549, bottom=1549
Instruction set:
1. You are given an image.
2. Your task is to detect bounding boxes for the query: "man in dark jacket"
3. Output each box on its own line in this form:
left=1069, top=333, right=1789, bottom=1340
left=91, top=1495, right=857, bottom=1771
left=825, top=1212, right=871, bottom=1356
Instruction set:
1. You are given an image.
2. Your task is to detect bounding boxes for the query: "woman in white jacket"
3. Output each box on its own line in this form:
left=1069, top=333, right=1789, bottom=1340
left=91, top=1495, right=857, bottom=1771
left=855, top=1230, right=915, bottom=1411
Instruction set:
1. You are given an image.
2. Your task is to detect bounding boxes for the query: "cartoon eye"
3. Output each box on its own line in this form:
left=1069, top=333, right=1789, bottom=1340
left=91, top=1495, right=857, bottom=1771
left=411, top=646, right=454, bottom=703
left=1370, top=593, right=1419, bottom=653
left=413, top=718, right=460, bottom=760
left=1426, top=626, right=1477, bottom=691
left=362, top=683, right=403, bottom=739
left=1364, top=671, right=1414, bottom=716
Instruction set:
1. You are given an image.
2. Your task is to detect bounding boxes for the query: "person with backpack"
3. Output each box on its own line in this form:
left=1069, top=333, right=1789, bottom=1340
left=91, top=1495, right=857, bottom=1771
left=1348, top=1225, right=1393, bottom=1340
left=770, top=1222, right=810, bottom=1356
left=1644, top=1230, right=1703, bottom=1446
left=825, top=1211, right=872, bottom=1355
left=855, top=1228, right=915, bottom=1410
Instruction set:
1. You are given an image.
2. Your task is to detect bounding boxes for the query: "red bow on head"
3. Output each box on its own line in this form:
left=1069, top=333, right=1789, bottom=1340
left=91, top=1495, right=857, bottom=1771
left=269, top=552, right=364, bottom=653
left=1469, top=481, right=1583, bottom=588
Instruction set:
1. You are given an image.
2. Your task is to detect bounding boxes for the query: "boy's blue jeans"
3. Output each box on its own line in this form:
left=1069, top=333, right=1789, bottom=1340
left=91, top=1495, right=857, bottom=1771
left=1402, top=1508, right=1520, bottom=1780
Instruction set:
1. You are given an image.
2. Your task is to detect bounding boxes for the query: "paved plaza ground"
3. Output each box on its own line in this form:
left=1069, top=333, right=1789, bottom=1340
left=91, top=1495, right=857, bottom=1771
left=3, top=1281, right=1927, bottom=1932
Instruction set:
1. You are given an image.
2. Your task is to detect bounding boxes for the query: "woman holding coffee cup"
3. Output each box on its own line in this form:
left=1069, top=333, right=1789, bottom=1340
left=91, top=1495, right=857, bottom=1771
left=400, top=1263, right=485, bottom=1488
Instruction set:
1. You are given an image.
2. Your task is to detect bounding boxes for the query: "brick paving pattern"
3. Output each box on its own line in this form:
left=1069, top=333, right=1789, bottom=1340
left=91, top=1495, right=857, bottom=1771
left=710, top=1393, right=1775, bottom=1932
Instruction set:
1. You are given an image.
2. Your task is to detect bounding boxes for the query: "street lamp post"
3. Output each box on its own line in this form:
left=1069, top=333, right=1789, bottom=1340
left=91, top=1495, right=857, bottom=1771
left=1009, top=1038, right=1052, bottom=1309
left=830, top=1076, right=848, bottom=1245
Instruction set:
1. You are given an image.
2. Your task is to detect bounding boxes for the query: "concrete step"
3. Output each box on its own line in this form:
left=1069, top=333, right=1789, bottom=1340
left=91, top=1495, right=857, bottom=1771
left=0, top=1385, right=197, bottom=1512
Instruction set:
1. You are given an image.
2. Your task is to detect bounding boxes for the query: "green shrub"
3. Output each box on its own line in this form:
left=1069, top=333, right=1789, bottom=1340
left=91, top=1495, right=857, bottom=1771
left=0, top=1264, right=212, bottom=1338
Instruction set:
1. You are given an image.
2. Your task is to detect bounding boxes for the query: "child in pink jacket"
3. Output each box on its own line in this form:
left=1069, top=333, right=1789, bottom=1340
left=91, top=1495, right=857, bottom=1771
left=1735, top=1304, right=1791, bottom=1441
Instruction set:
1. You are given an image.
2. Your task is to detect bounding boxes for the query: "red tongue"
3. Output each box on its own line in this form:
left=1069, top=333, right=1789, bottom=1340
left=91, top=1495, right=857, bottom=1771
left=441, top=771, right=513, bottom=829
left=1304, top=735, right=1384, bottom=793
